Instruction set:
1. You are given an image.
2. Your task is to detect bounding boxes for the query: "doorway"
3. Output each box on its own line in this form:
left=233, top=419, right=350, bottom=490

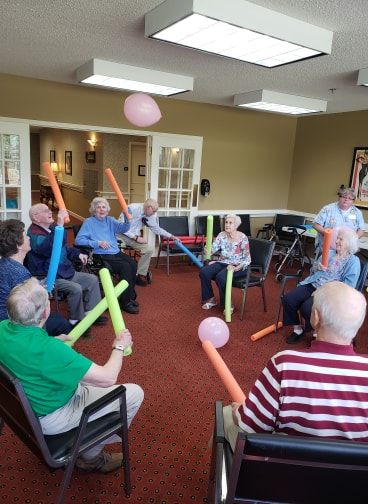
left=129, top=142, right=147, bottom=203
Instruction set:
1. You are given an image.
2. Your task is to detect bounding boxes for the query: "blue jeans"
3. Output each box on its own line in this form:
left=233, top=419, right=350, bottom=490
left=282, top=283, right=315, bottom=332
left=199, top=262, right=245, bottom=306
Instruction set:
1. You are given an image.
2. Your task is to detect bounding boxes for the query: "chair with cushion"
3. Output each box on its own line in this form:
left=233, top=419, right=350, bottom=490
left=208, top=400, right=368, bottom=504
left=155, top=216, right=204, bottom=275
left=0, top=362, right=131, bottom=504
left=237, top=213, right=251, bottom=236
left=232, top=237, right=275, bottom=320
left=195, top=215, right=222, bottom=238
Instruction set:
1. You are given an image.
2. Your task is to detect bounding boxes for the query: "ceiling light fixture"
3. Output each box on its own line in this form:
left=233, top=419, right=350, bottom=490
left=357, top=68, right=368, bottom=86
left=76, top=59, right=194, bottom=96
left=234, top=90, right=327, bottom=115
left=145, top=0, right=333, bottom=68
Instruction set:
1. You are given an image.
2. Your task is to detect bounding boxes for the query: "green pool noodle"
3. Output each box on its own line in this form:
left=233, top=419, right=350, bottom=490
left=65, top=278, right=128, bottom=347
left=99, top=268, right=132, bottom=356
left=224, top=268, right=233, bottom=323
left=205, top=215, right=213, bottom=260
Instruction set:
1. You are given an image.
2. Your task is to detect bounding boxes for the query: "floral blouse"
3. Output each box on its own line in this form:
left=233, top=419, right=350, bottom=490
left=211, top=231, right=251, bottom=270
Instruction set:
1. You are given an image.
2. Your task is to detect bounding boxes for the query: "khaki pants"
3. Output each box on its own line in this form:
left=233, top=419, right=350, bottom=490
left=119, top=235, right=154, bottom=276
left=223, top=405, right=244, bottom=452
left=40, top=383, right=144, bottom=459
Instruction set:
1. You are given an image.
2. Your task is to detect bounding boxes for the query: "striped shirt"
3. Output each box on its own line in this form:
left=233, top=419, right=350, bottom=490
left=236, top=341, right=368, bottom=441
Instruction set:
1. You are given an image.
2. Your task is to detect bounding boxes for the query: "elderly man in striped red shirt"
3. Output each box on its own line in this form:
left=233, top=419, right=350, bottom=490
left=224, top=281, right=368, bottom=451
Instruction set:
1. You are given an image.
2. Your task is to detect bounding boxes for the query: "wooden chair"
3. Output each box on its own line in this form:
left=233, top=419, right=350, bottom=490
left=155, top=216, right=204, bottom=275
left=232, top=237, right=275, bottom=319
left=208, top=401, right=368, bottom=504
left=0, top=362, right=131, bottom=504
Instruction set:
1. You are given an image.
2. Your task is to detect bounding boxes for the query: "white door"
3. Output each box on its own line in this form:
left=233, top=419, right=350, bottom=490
left=149, top=133, right=203, bottom=234
left=129, top=142, right=147, bottom=203
left=0, top=121, right=31, bottom=226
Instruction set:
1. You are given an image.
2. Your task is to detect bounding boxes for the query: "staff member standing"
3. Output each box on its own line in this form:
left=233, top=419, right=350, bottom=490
left=313, top=187, right=365, bottom=255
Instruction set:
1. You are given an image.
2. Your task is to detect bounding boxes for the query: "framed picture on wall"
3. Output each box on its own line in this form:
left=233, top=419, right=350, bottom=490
left=349, top=147, right=368, bottom=208
left=85, top=151, right=96, bottom=163
left=65, top=150, right=72, bottom=175
left=50, top=150, right=56, bottom=164
left=138, top=164, right=146, bottom=176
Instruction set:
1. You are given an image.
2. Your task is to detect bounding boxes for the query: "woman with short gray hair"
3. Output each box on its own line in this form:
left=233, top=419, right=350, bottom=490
left=75, top=197, right=139, bottom=314
left=199, top=214, right=251, bottom=312
left=282, top=227, right=361, bottom=344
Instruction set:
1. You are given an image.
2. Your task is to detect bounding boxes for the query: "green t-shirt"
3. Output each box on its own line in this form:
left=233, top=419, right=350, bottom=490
left=0, top=320, right=92, bottom=416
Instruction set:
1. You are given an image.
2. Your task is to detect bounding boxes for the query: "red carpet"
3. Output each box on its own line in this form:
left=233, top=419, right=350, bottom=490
left=1, top=261, right=368, bottom=503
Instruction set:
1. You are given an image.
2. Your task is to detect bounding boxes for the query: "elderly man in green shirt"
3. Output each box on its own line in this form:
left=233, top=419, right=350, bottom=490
left=0, top=277, right=144, bottom=473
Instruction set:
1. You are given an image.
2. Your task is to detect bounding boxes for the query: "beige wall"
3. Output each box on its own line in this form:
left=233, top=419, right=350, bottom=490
left=289, top=110, right=368, bottom=222
left=0, top=73, right=297, bottom=213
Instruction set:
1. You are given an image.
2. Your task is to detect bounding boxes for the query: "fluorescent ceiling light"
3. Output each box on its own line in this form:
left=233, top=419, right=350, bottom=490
left=76, top=59, right=193, bottom=96
left=145, top=0, right=333, bottom=68
left=234, top=90, right=327, bottom=115
left=357, top=68, right=368, bottom=86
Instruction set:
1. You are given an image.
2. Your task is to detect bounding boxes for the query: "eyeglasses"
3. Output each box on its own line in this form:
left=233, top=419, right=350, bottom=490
left=340, top=196, right=355, bottom=201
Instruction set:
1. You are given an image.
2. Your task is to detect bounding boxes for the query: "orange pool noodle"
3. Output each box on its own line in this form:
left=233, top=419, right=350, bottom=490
left=251, top=322, right=283, bottom=342
left=43, top=163, right=70, bottom=224
left=321, top=228, right=333, bottom=267
left=105, top=168, right=131, bottom=219
left=202, top=340, right=246, bottom=403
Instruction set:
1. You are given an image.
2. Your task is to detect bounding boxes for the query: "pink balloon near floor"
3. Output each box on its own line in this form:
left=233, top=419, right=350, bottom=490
left=198, top=317, right=230, bottom=349
left=123, top=93, right=162, bottom=127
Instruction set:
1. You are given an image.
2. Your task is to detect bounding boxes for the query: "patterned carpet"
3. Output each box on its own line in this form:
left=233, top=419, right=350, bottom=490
left=1, top=260, right=368, bottom=503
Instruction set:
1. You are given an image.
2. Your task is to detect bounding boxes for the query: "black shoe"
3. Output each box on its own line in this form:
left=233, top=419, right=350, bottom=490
left=93, top=315, right=108, bottom=326
left=122, top=302, right=139, bottom=314
left=286, top=329, right=305, bottom=344
left=136, top=274, right=148, bottom=286
left=81, top=327, right=92, bottom=339
left=130, top=300, right=139, bottom=307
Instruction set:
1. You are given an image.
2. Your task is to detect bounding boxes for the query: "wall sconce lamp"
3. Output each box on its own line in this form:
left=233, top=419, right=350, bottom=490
left=50, top=162, right=59, bottom=173
left=87, top=139, right=98, bottom=150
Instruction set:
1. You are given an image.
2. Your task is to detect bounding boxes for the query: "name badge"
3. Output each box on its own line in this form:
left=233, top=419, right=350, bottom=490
left=348, top=214, right=357, bottom=220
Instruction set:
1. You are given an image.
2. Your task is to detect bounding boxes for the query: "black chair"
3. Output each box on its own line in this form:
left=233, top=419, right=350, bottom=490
left=232, top=238, right=275, bottom=320
left=356, top=256, right=368, bottom=292
left=0, top=362, right=131, bottom=504
left=257, top=213, right=308, bottom=279
left=195, top=215, right=222, bottom=238
left=208, top=401, right=368, bottom=504
left=237, top=214, right=251, bottom=236
left=155, top=216, right=204, bottom=275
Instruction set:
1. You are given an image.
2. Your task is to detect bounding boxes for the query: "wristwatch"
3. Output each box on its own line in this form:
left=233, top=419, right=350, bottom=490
left=113, top=344, right=126, bottom=352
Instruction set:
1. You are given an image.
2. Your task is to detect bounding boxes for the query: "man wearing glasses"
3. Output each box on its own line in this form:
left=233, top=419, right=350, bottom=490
left=313, top=187, right=365, bottom=256
left=118, top=199, right=179, bottom=286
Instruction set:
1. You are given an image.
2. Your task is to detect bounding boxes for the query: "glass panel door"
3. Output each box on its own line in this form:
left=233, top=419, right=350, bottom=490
left=0, top=121, right=31, bottom=225
left=150, top=134, right=203, bottom=234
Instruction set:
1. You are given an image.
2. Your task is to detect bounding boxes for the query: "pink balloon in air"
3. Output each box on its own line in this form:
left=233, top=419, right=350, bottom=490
left=123, top=93, right=162, bottom=127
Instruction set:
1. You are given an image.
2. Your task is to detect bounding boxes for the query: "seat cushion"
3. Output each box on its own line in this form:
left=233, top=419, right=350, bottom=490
left=44, top=411, right=122, bottom=461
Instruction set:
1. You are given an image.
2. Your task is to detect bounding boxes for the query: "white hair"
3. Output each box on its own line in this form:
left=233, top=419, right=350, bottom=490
left=225, top=214, right=241, bottom=229
left=336, top=226, right=359, bottom=255
left=7, top=278, right=49, bottom=326
left=89, top=197, right=111, bottom=215
left=312, top=281, right=366, bottom=343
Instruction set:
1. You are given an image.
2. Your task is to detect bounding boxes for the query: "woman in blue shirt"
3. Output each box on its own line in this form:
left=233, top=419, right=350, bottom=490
left=283, top=226, right=360, bottom=344
left=75, top=197, right=139, bottom=314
